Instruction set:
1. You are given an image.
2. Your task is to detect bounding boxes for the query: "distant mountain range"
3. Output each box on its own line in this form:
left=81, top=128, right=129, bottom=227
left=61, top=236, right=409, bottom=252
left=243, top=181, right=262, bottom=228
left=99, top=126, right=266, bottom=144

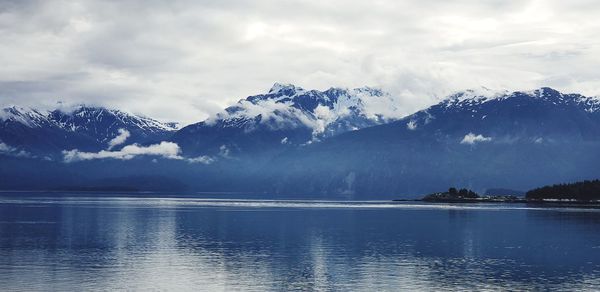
left=1, top=85, right=599, bottom=198
left=0, top=105, right=177, bottom=156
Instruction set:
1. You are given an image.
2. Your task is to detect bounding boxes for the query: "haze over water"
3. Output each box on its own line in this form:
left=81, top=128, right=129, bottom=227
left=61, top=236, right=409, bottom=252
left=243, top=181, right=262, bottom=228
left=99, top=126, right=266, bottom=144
left=1, top=194, right=600, bottom=291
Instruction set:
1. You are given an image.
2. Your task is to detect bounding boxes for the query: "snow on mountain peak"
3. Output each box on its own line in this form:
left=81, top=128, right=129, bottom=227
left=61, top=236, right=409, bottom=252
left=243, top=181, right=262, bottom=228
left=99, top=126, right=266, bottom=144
left=533, top=87, right=560, bottom=97
left=66, top=106, right=178, bottom=133
left=268, top=82, right=304, bottom=95
left=0, top=106, right=50, bottom=128
left=444, top=87, right=509, bottom=107
left=580, top=95, right=600, bottom=113
left=523, top=87, right=600, bottom=111
left=2, top=104, right=178, bottom=136
left=441, top=87, right=600, bottom=114
left=205, top=84, right=402, bottom=138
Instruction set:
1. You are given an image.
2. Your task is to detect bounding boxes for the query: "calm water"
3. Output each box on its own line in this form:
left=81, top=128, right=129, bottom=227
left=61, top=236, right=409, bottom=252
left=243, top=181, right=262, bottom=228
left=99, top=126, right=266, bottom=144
left=1, top=195, right=600, bottom=291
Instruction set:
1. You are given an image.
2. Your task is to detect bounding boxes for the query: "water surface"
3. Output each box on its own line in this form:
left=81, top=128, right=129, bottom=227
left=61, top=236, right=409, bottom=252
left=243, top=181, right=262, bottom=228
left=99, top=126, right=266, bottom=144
left=1, top=194, right=600, bottom=291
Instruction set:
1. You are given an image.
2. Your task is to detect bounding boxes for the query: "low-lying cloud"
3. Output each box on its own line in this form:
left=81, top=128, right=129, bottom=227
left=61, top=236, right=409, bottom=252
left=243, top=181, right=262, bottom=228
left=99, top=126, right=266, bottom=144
left=208, top=86, right=401, bottom=141
left=218, top=145, right=232, bottom=159
left=461, top=133, right=492, bottom=144
left=187, top=155, right=215, bottom=164
left=107, top=128, right=130, bottom=150
left=0, top=141, right=31, bottom=158
left=62, top=140, right=217, bottom=164
left=63, top=141, right=182, bottom=162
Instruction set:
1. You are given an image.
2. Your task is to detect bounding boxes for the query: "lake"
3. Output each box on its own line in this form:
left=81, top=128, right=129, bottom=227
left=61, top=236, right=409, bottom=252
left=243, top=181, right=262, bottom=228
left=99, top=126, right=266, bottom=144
left=1, top=194, right=600, bottom=291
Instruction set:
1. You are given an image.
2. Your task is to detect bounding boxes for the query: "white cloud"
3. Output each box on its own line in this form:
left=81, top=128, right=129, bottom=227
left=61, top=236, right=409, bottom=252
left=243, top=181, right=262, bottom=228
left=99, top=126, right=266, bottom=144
left=406, top=120, right=417, bottom=130
left=187, top=155, right=215, bottom=164
left=0, top=141, right=31, bottom=158
left=1, top=1, right=599, bottom=124
left=461, top=133, right=492, bottom=144
left=63, top=141, right=183, bottom=162
left=313, top=104, right=333, bottom=135
left=63, top=140, right=218, bottom=164
left=210, top=97, right=330, bottom=134
left=219, top=145, right=231, bottom=158
left=0, top=142, right=13, bottom=153
left=107, top=128, right=130, bottom=150
left=210, top=86, right=401, bottom=139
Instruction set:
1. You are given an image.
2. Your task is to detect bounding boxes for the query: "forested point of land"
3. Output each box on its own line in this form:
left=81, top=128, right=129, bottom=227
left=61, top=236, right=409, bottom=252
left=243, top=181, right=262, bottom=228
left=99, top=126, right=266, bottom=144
left=526, top=180, right=600, bottom=201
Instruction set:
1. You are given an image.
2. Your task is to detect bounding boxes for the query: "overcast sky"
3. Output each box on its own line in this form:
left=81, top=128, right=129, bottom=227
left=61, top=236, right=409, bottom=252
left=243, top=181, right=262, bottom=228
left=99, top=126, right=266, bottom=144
left=1, top=0, right=600, bottom=124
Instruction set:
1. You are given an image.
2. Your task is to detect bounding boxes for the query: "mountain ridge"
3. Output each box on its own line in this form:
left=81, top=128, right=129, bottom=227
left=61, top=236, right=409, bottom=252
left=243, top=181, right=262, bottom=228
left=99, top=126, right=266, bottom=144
left=170, top=83, right=402, bottom=157
left=1, top=85, right=600, bottom=198
left=0, top=105, right=178, bottom=155
left=255, top=86, right=600, bottom=197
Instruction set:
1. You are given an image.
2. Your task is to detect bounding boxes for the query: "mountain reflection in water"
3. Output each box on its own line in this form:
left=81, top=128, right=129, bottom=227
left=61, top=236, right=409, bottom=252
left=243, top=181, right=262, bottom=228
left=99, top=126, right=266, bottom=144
left=1, top=195, right=600, bottom=291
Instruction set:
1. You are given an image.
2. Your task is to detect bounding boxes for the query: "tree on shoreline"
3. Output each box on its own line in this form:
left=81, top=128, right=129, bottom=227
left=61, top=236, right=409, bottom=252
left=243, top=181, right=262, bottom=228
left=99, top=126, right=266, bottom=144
left=526, top=180, right=600, bottom=201
left=423, top=187, right=479, bottom=201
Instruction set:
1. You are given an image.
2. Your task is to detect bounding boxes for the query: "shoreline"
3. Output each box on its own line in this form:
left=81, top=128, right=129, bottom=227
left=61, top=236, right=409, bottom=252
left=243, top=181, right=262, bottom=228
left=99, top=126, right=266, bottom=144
left=394, top=198, right=600, bottom=208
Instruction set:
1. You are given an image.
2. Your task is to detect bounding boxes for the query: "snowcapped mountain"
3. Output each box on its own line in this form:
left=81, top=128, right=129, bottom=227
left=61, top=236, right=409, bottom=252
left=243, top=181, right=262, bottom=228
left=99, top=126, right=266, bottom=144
left=262, top=87, right=600, bottom=198
left=172, top=83, right=401, bottom=157
left=404, top=87, right=600, bottom=141
left=0, top=105, right=177, bottom=156
left=2, top=86, right=600, bottom=197
left=440, top=87, right=600, bottom=113
left=0, top=106, right=53, bottom=128
left=208, top=82, right=400, bottom=137
left=48, top=106, right=178, bottom=143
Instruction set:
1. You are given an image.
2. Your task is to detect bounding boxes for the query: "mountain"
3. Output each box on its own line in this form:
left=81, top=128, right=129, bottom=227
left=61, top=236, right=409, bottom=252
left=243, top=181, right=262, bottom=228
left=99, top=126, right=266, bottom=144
left=0, top=105, right=178, bottom=157
left=2, top=86, right=600, bottom=198
left=171, top=83, right=401, bottom=159
left=48, top=106, right=178, bottom=143
left=258, top=87, right=600, bottom=198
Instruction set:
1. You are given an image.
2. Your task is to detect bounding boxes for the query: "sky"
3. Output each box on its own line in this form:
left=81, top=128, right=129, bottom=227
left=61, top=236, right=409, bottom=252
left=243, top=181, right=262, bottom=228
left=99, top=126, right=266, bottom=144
left=1, top=0, right=600, bottom=124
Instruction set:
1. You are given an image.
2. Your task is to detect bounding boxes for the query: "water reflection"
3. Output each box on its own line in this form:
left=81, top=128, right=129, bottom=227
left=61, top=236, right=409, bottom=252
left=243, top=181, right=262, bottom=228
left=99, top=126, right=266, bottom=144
left=1, top=196, right=600, bottom=290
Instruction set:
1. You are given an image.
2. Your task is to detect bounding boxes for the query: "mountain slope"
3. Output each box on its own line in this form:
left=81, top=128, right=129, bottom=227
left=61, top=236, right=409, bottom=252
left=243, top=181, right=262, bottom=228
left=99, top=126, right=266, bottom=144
left=171, top=83, right=401, bottom=158
left=49, top=106, right=178, bottom=144
left=2, top=86, right=600, bottom=198
left=0, top=105, right=177, bottom=156
left=260, top=87, right=600, bottom=198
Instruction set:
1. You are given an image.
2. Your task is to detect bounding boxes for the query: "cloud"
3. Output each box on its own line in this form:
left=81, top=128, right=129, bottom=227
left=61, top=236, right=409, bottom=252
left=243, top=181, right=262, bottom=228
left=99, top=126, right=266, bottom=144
left=0, top=141, right=31, bottom=158
left=312, top=105, right=332, bottom=135
left=63, top=141, right=183, bottom=162
left=209, top=97, right=320, bottom=133
left=461, top=133, right=492, bottom=144
left=1, top=1, right=600, bottom=125
left=187, top=155, right=215, bottom=165
left=210, top=86, right=402, bottom=140
left=219, top=145, right=231, bottom=158
left=107, top=128, right=130, bottom=150
left=0, top=142, right=13, bottom=153
left=63, top=140, right=217, bottom=164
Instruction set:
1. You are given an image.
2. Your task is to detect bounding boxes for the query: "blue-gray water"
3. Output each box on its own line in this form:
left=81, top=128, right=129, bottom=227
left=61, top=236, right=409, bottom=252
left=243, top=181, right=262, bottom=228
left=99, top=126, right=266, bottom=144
left=1, top=194, right=600, bottom=291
